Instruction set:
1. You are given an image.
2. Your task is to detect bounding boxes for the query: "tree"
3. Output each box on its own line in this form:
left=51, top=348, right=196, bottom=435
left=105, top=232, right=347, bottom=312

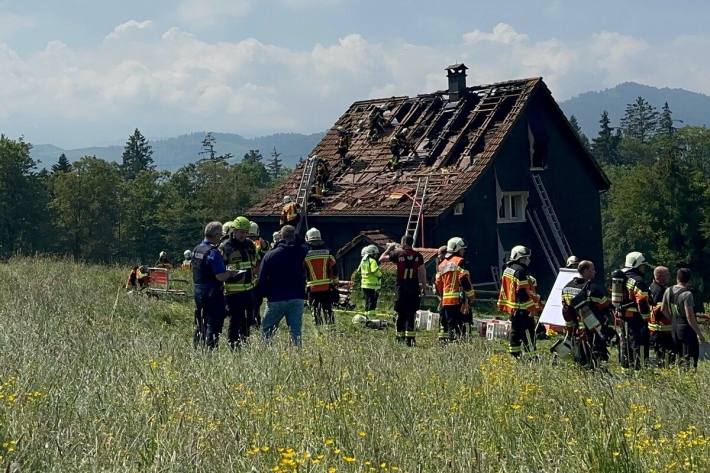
left=267, top=146, right=283, bottom=180
left=591, top=111, right=620, bottom=165
left=657, top=102, right=674, bottom=137
left=620, top=97, right=658, bottom=144
left=199, top=132, right=218, bottom=161
left=52, top=153, right=72, bottom=174
left=120, top=129, right=154, bottom=179
left=243, top=149, right=264, bottom=165
left=569, top=115, right=590, bottom=150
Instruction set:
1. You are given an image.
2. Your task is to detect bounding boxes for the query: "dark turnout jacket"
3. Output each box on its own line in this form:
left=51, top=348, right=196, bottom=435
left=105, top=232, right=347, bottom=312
left=258, top=239, right=309, bottom=302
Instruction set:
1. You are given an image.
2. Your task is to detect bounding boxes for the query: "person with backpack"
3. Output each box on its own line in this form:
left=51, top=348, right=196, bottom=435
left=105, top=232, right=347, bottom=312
left=662, top=268, right=706, bottom=368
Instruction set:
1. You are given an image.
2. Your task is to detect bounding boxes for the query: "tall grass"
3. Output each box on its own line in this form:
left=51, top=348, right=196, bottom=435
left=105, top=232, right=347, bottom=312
left=0, top=258, right=707, bottom=472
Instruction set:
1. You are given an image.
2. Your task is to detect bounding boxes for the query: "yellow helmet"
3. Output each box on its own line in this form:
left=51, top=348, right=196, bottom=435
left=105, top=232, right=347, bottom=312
left=233, top=216, right=251, bottom=232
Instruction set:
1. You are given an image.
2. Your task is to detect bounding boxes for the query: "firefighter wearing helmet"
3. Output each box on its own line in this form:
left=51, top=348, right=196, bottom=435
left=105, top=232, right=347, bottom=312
left=280, top=195, right=301, bottom=227
left=156, top=250, right=172, bottom=269
left=497, top=245, right=542, bottom=357
left=356, top=244, right=382, bottom=319
left=247, top=220, right=268, bottom=327
left=181, top=250, right=193, bottom=270
left=615, top=251, right=652, bottom=369
left=435, top=237, right=475, bottom=343
left=304, top=228, right=338, bottom=325
left=219, top=216, right=258, bottom=348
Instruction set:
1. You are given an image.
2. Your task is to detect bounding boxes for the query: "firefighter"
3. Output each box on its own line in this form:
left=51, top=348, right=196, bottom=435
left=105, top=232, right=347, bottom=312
left=565, top=255, right=580, bottom=270
left=280, top=196, right=301, bottom=227
left=648, top=265, right=674, bottom=366
left=126, top=265, right=150, bottom=292
left=248, top=221, right=268, bottom=327
left=180, top=250, right=192, bottom=270
left=272, top=231, right=280, bottom=249
left=221, top=221, right=235, bottom=243
left=561, top=260, right=612, bottom=368
left=617, top=251, right=652, bottom=369
left=313, top=158, right=331, bottom=196
left=386, top=127, right=415, bottom=171
left=219, top=216, right=259, bottom=348
left=155, top=251, right=172, bottom=269
left=435, top=237, right=475, bottom=343
left=336, top=126, right=352, bottom=167
left=367, top=106, right=387, bottom=140
left=356, top=245, right=382, bottom=319
left=380, top=235, right=426, bottom=346
left=304, top=228, right=338, bottom=325
left=497, top=245, right=541, bottom=358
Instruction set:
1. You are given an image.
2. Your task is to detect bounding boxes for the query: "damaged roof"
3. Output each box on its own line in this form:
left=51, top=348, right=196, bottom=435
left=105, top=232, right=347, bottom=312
left=249, top=76, right=602, bottom=218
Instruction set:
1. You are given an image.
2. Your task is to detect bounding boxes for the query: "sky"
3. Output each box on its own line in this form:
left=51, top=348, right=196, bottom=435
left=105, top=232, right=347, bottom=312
left=1, top=0, right=709, bottom=148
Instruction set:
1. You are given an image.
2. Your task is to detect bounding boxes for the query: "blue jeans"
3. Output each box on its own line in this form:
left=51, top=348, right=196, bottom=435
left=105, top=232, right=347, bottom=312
left=261, top=299, right=304, bottom=345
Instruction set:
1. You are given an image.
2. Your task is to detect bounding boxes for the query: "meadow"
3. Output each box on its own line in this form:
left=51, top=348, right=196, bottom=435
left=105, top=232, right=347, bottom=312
left=0, top=258, right=707, bottom=472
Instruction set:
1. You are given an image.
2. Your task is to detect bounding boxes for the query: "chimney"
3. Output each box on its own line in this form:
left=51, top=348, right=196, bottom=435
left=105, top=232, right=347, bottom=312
left=445, top=63, right=468, bottom=102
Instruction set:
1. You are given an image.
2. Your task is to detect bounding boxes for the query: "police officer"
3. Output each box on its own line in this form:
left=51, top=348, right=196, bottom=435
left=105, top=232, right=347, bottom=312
left=219, top=216, right=259, bottom=348
left=618, top=251, right=652, bottom=369
left=561, top=260, right=612, bottom=368
left=497, top=245, right=541, bottom=358
left=380, top=235, right=426, bottom=346
left=192, top=221, right=239, bottom=349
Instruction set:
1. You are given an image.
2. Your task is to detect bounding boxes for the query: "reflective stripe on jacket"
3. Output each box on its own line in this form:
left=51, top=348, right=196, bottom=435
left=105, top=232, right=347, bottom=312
left=305, top=248, right=337, bottom=292
left=496, top=262, right=541, bottom=315
left=435, top=255, right=475, bottom=306
left=359, top=257, right=382, bottom=290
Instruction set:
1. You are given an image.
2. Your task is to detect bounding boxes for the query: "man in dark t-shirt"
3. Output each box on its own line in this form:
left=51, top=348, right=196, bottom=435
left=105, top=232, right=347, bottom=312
left=380, top=235, right=426, bottom=346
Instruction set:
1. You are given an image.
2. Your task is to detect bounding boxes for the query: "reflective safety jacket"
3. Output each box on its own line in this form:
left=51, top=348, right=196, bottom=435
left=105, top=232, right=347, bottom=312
left=622, top=269, right=651, bottom=321
left=496, top=262, right=541, bottom=315
left=359, top=256, right=382, bottom=290
left=435, top=255, right=475, bottom=307
left=280, top=202, right=300, bottom=225
left=648, top=281, right=671, bottom=332
left=219, top=238, right=258, bottom=294
left=304, top=246, right=337, bottom=293
left=561, top=277, right=611, bottom=329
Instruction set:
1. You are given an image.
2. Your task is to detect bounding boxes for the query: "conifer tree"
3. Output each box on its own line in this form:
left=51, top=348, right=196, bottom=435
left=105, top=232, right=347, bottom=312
left=591, top=111, right=620, bottom=164
left=267, top=146, right=283, bottom=180
left=620, top=97, right=658, bottom=143
left=658, top=102, right=674, bottom=137
left=120, top=129, right=154, bottom=179
left=52, top=153, right=72, bottom=174
left=569, top=115, right=590, bottom=150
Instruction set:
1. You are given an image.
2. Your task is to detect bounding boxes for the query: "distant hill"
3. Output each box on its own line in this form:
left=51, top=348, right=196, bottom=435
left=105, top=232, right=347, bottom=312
left=31, top=131, right=324, bottom=170
left=560, top=82, right=710, bottom=137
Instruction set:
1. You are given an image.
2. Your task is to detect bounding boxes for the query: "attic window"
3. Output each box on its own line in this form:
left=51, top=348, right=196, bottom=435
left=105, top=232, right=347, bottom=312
left=498, top=192, right=528, bottom=223
left=454, top=202, right=465, bottom=215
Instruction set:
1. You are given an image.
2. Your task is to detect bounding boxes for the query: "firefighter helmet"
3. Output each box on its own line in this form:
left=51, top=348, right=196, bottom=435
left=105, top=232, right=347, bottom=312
left=624, top=251, right=647, bottom=269
left=352, top=314, right=367, bottom=324
left=272, top=231, right=280, bottom=242
left=233, top=216, right=251, bottom=232
left=183, top=250, right=192, bottom=259
left=159, top=251, right=167, bottom=258
left=305, top=227, right=322, bottom=242
left=222, top=221, right=235, bottom=235
left=510, top=245, right=532, bottom=262
left=361, top=244, right=379, bottom=257
left=249, top=221, right=259, bottom=237
left=283, top=195, right=292, bottom=204
left=566, top=255, right=580, bottom=269
left=446, top=237, right=467, bottom=255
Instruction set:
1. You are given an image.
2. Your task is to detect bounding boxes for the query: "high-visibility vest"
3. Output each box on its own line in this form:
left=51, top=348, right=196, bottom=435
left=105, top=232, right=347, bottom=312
left=622, top=271, right=650, bottom=320
left=496, top=263, right=541, bottom=315
left=305, top=248, right=336, bottom=292
left=359, top=257, right=382, bottom=290
left=220, top=239, right=258, bottom=294
left=436, top=256, right=474, bottom=306
left=282, top=202, right=299, bottom=223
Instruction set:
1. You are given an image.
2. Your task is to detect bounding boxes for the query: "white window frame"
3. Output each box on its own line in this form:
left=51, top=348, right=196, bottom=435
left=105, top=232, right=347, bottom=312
left=453, top=202, right=465, bottom=215
left=497, top=191, right=528, bottom=223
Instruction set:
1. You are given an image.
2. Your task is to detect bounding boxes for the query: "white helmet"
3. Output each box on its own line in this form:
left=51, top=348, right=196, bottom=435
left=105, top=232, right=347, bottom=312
left=272, top=231, right=280, bottom=242
left=566, top=255, right=580, bottom=268
left=283, top=195, right=292, bottom=204
left=159, top=251, right=167, bottom=258
left=183, top=250, right=192, bottom=259
left=305, top=227, right=322, bottom=242
left=249, top=221, right=259, bottom=237
left=446, top=237, right=467, bottom=255
left=222, top=221, right=235, bottom=236
left=352, top=314, right=367, bottom=324
left=361, top=244, right=379, bottom=257
left=510, top=245, right=531, bottom=262
left=624, top=251, right=646, bottom=269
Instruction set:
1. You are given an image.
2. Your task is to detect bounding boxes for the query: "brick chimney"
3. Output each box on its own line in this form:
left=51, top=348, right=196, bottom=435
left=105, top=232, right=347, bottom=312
left=445, top=63, right=468, bottom=102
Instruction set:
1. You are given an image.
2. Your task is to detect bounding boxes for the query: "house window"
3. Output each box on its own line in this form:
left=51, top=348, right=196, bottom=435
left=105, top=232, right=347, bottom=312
left=454, top=202, right=465, bottom=215
left=498, top=192, right=528, bottom=223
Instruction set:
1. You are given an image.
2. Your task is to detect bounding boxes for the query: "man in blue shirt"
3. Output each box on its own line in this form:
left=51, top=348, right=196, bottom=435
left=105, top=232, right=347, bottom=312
left=259, top=225, right=309, bottom=345
left=192, top=221, right=240, bottom=349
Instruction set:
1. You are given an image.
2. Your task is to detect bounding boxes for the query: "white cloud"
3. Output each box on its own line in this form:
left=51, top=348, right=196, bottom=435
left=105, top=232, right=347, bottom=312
left=178, top=0, right=253, bottom=28
left=0, top=12, right=35, bottom=39
left=1, top=22, right=710, bottom=147
left=280, top=0, right=342, bottom=6
left=105, top=19, right=154, bottom=40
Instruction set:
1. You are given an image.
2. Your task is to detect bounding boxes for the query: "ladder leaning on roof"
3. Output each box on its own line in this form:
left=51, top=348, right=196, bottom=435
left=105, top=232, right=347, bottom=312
left=405, top=176, right=429, bottom=247
left=295, top=156, right=319, bottom=228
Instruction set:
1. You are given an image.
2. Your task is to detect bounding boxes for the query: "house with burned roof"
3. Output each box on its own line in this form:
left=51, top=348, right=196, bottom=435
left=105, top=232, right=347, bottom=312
left=249, top=64, right=610, bottom=292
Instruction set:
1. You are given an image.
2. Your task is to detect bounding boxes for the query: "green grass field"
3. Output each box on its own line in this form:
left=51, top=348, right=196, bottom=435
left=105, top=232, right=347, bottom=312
left=0, top=258, right=708, bottom=472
